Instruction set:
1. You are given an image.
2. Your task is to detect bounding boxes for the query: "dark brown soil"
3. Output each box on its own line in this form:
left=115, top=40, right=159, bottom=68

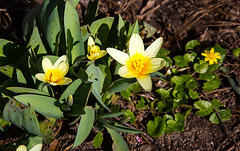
left=0, top=0, right=240, bottom=150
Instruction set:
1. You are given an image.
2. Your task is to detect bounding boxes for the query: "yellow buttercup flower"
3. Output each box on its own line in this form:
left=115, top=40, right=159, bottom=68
left=107, top=34, right=165, bottom=91
left=35, top=55, right=72, bottom=86
left=87, top=36, right=107, bottom=61
left=201, top=48, right=221, bottom=65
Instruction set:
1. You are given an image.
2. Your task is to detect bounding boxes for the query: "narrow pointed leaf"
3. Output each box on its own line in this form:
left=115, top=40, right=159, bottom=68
left=73, top=106, right=95, bottom=148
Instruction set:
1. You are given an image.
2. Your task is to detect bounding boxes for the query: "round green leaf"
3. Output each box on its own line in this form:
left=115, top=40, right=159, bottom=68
left=147, top=116, right=166, bottom=137
left=194, top=100, right=213, bottom=116
left=194, top=62, right=208, bottom=73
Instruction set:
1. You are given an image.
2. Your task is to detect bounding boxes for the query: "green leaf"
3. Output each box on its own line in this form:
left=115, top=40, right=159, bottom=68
left=199, top=72, right=216, bottom=81
left=98, top=118, right=141, bottom=133
left=194, top=61, right=208, bottom=74
left=136, top=97, right=146, bottom=109
left=171, top=76, right=185, bottom=85
left=83, top=0, right=99, bottom=25
left=120, top=90, right=131, bottom=100
left=173, top=55, right=188, bottom=67
left=100, top=111, right=125, bottom=119
left=90, top=17, right=114, bottom=45
left=211, top=99, right=223, bottom=109
left=123, top=109, right=135, bottom=124
left=0, top=65, right=14, bottom=78
left=189, top=89, right=198, bottom=99
left=0, top=117, right=11, bottom=131
left=128, top=20, right=139, bottom=36
left=86, top=64, right=110, bottom=111
left=65, top=1, right=85, bottom=64
left=106, top=127, right=129, bottom=151
left=3, top=100, right=43, bottom=136
left=0, top=39, right=26, bottom=66
left=183, top=52, right=197, bottom=62
left=194, top=100, right=213, bottom=116
left=27, top=26, right=47, bottom=55
left=67, top=0, right=80, bottom=8
left=156, top=88, right=170, bottom=98
left=202, top=76, right=221, bottom=92
left=7, top=87, right=50, bottom=96
left=74, top=81, right=92, bottom=107
left=233, top=47, right=240, bottom=57
left=73, top=106, right=95, bottom=148
left=147, top=116, right=166, bottom=137
left=218, top=108, right=231, bottom=122
left=67, top=104, right=85, bottom=116
left=185, top=79, right=197, bottom=89
left=93, top=132, right=103, bottom=148
left=209, top=112, right=220, bottom=124
left=86, top=64, right=104, bottom=94
left=143, top=21, right=157, bottom=38
left=165, top=113, right=184, bottom=133
left=26, top=136, right=43, bottom=150
left=185, top=40, right=200, bottom=51
left=59, top=79, right=82, bottom=102
left=22, top=4, right=41, bottom=39
left=14, top=94, right=64, bottom=119
left=38, top=0, right=64, bottom=54
left=108, top=78, right=137, bottom=93
left=118, top=15, right=127, bottom=50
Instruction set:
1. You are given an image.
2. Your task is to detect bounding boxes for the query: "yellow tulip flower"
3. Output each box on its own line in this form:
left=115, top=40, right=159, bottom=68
left=35, top=55, right=72, bottom=86
left=87, top=36, right=107, bottom=61
left=107, top=34, right=166, bottom=91
left=201, top=48, right=221, bottom=65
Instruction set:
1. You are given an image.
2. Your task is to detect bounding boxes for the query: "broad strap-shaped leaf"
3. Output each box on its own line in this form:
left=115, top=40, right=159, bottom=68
left=38, top=0, right=64, bottom=54
left=27, top=26, right=47, bottom=55
left=3, top=99, right=43, bottom=136
left=108, top=78, right=136, bottom=93
left=7, top=87, right=50, bottom=96
left=73, top=106, right=95, bottom=148
left=64, top=1, right=85, bottom=64
left=86, top=64, right=110, bottom=110
left=14, top=94, right=64, bottom=119
left=59, top=79, right=82, bottom=102
left=106, top=127, right=129, bottom=151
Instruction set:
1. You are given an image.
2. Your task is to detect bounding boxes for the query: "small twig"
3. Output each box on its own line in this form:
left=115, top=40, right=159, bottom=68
left=202, top=90, right=240, bottom=151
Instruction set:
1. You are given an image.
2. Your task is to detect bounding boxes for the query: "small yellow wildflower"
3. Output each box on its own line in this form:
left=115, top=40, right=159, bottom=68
left=107, top=34, right=166, bottom=91
left=201, top=48, right=221, bottom=65
left=87, top=36, right=107, bottom=61
left=35, top=55, right=72, bottom=86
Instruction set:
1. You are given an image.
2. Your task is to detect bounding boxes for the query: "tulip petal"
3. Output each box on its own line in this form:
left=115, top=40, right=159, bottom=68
left=42, top=57, right=53, bottom=73
left=56, top=62, right=69, bottom=79
left=129, top=34, right=145, bottom=57
left=145, top=37, right=163, bottom=58
left=29, top=143, right=43, bottom=151
left=95, top=50, right=107, bottom=60
left=143, top=58, right=166, bottom=74
left=107, top=48, right=129, bottom=65
left=88, top=36, right=95, bottom=46
left=53, top=55, right=67, bottom=69
left=118, top=66, right=135, bottom=78
left=57, top=77, right=72, bottom=85
left=136, top=74, right=152, bottom=91
left=35, top=73, right=47, bottom=83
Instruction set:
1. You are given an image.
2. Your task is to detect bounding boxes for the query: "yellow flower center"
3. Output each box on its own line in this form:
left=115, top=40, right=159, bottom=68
left=45, top=70, right=62, bottom=83
left=126, top=53, right=148, bottom=77
left=205, top=50, right=215, bottom=59
left=90, top=45, right=100, bottom=56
